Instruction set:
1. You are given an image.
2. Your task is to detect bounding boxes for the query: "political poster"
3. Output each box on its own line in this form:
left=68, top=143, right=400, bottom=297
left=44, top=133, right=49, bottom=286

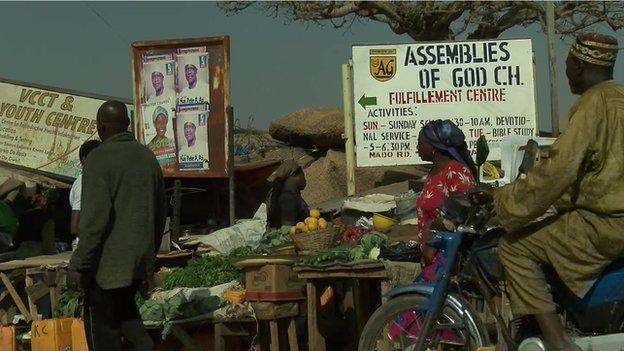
left=0, top=79, right=133, bottom=178
left=352, top=38, right=537, bottom=167
left=176, top=47, right=210, bottom=107
left=175, top=104, right=209, bottom=171
left=142, top=100, right=177, bottom=172
left=141, top=53, right=176, bottom=105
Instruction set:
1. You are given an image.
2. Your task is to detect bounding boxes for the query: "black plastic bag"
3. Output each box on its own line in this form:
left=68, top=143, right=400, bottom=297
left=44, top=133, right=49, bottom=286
left=379, top=241, right=421, bottom=262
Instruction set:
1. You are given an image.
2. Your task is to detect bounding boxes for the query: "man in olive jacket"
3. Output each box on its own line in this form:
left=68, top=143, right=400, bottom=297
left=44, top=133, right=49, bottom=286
left=69, top=101, right=166, bottom=350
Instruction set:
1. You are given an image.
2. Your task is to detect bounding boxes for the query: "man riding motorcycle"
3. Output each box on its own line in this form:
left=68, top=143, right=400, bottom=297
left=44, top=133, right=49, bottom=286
left=475, top=33, right=623, bottom=351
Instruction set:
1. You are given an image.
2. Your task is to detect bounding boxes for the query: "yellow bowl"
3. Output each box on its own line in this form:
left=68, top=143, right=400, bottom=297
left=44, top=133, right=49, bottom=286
left=373, top=213, right=399, bottom=231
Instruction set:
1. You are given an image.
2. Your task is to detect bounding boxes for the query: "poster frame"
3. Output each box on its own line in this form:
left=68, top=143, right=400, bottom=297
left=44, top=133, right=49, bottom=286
left=131, top=36, right=230, bottom=178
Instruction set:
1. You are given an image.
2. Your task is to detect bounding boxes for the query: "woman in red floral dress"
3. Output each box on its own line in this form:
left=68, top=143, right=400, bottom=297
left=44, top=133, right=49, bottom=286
left=388, top=120, right=478, bottom=342
left=414, top=119, right=477, bottom=282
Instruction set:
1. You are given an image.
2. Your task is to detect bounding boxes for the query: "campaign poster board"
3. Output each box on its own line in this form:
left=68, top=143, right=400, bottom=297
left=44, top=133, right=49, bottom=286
left=352, top=38, right=537, bottom=167
left=0, top=78, right=132, bottom=179
left=132, top=36, right=230, bottom=178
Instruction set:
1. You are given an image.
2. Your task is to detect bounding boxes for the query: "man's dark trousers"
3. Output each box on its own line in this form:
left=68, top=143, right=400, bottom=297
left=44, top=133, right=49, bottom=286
left=83, top=283, right=153, bottom=351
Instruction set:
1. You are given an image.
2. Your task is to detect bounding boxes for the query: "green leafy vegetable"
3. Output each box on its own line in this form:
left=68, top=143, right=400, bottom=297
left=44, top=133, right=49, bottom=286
left=54, top=286, right=84, bottom=317
left=229, top=245, right=254, bottom=257
left=162, top=255, right=242, bottom=289
left=257, top=227, right=292, bottom=252
left=55, top=287, right=145, bottom=318
left=300, top=232, right=389, bottom=266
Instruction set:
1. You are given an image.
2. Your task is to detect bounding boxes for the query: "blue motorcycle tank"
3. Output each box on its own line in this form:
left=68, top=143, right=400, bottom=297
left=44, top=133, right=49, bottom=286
left=570, top=259, right=624, bottom=309
left=560, top=259, right=624, bottom=333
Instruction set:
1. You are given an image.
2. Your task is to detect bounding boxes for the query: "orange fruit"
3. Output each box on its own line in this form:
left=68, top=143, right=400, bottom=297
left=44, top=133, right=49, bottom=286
left=310, top=209, right=321, bottom=219
left=308, top=221, right=319, bottom=231
left=318, top=218, right=328, bottom=230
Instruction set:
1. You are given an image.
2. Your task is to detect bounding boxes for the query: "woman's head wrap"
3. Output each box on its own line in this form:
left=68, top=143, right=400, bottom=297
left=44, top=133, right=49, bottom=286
left=419, top=119, right=477, bottom=176
left=152, top=106, right=168, bottom=123
left=419, top=120, right=467, bottom=161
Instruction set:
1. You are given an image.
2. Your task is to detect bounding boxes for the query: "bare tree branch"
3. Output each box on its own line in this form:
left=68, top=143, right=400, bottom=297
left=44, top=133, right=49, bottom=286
left=218, top=1, right=624, bottom=41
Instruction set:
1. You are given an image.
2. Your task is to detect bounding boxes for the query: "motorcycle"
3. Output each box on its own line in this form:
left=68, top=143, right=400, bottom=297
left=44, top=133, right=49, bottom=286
left=358, top=136, right=624, bottom=351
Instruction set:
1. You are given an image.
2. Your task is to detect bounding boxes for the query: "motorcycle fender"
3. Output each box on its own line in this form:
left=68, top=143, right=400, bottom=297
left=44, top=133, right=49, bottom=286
left=384, top=284, right=434, bottom=300
left=383, top=284, right=477, bottom=316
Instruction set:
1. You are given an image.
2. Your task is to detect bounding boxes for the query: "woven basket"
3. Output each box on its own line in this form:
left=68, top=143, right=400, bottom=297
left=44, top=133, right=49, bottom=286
left=289, top=226, right=339, bottom=251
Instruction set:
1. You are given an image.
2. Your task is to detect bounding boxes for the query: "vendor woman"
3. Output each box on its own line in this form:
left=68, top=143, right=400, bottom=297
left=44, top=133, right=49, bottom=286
left=415, top=119, right=477, bottom=281
left=266, top=159, right=309, bottom=228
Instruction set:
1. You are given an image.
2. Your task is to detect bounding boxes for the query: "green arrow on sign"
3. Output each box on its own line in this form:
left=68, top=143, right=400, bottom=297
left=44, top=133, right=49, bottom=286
left=358, top=94, right=377, bottom=109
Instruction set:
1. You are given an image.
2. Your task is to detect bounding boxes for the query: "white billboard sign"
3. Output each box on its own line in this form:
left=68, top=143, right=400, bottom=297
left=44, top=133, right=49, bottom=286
left=0, top=79, right=133, bottom=178
left=352, top=38, right=537, bottom=167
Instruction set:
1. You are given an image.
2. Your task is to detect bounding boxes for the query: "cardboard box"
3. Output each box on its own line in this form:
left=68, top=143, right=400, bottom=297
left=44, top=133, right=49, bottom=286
left=245, top=264, right=304, bottom=301
left=71, top=318, right=88, bottom=351
left=250, top=301, right=299, bottom=320
left=31, top=318, right=73, bottom=351
left=0, top=325, right=16, bottom=351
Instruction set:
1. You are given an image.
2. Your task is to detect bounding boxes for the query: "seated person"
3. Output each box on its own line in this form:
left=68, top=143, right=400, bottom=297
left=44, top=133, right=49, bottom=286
left=266, top=159, right=308, bottom=229
left=0, top=199, right=17, bottom=252
left=13, top=189, right=60, bottom=259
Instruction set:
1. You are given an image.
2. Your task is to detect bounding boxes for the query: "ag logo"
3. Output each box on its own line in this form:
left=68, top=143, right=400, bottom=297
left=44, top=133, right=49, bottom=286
left=369, top=48, right=396, bottom=82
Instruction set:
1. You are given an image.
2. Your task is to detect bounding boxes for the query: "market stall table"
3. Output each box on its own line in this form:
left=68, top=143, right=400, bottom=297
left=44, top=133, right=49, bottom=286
left=145, top=301, right=301, bottom=351
left=0, top=251, right=71, bottom=322
left=294, top=260, right=417, bottom=351
left=146, top=312, right=256, bottom=351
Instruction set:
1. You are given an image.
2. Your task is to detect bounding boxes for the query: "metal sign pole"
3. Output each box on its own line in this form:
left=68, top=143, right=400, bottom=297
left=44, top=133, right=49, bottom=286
left=342, top=61, right=356, bottom=196
left=172, top=179, right=182, bottom=241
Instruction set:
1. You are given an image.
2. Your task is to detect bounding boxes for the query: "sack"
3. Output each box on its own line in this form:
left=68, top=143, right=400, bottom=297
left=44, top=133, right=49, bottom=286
left=379, top=241, right=421, bottom=262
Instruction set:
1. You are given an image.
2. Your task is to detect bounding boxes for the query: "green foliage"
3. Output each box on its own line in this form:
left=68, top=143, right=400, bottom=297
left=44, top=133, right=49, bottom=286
left=257, top=227, right=292, bottom=252
left=358, top=232, right=388, bottom=255
left=162, top=255, right=241, bottom=289
left=54, top=287, right=84, bottom=317
left=54, top=286, right=146, bottom=318
left=300, top=232, right=389, bottom=266
left=229, top=245, right=254, bottom=257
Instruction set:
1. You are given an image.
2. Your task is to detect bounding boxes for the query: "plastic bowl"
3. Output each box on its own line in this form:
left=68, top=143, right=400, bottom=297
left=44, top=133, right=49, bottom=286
left=373, top=213, right=399, bottom=231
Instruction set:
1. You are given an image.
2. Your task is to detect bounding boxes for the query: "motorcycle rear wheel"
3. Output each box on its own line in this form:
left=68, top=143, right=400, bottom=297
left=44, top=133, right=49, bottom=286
left=358, top=294, right=489, bottom=351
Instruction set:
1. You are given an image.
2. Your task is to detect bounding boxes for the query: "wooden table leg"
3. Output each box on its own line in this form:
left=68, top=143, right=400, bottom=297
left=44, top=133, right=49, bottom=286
left=0, top=272, right=32, bottom=322
left=287, top=317, right=299, bottom=351
left=342, top=281, right=358, bottom=350
left=214, top=322, right=225, bottom=351
left=253, top=327, right=263, bottom=351
left=269, top=320, right=279, bottom=351
left=49, top=285, right=58, bottom=316
left=170, top=325, right=202, bottom=351
left=25, top=273, right=38, bottom=319
left=306, top=281, right=326, bottom=351
left=48, top=269, right=59, bottom=314
left=353, top=279, right=371, bottom=333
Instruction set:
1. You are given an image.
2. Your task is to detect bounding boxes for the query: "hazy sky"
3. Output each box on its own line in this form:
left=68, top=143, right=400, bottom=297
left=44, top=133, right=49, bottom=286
left=0, top=2, right=622, bottom=131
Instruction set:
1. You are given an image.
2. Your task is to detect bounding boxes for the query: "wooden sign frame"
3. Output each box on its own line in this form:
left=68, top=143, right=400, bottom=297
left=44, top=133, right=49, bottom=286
left=131, top=36, right=230, bottom=178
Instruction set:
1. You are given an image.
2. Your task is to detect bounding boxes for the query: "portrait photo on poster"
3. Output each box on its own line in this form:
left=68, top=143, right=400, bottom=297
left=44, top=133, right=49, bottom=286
left=142, top=100, right=177, bottom=170
left=176, top=104, right=209, bottom=171
left=175, top=47, right=210, bottom=107
left=141, top=52, right=175, bottom=104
